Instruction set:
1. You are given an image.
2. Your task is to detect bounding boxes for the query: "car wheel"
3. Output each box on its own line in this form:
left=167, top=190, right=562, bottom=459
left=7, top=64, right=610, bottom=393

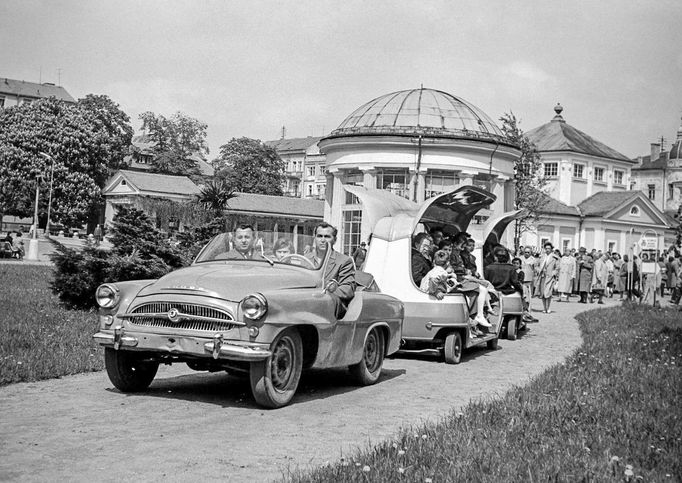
left=349, top=326, right=386, bottom=385
left=487, top=337, right=498, bottom=350
left=104, top=348, right=158, bottom=392
left=444, top=332, right=462, bottom=364
left=506, top=316, right=517, bottom=341
left=249, top=329, right=303, bottom=409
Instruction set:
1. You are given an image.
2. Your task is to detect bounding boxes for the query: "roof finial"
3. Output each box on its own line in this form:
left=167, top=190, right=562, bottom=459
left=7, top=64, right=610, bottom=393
left=552, top=103, right=565, bottom=122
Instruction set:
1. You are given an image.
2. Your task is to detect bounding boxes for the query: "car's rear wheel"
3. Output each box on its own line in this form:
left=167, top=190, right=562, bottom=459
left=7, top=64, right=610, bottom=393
left=104, top=348, right=159, bottom=392
left=506, top=316, right=517, bottom=340
left=250, top=329, right=303, bottom=409
left=444, top=332, right=462, bottom=364
left=349, top=326, right=385, bottom=385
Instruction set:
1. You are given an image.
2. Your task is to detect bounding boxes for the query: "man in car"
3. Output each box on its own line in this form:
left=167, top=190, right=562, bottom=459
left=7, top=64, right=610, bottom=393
left=411, top=232, right=433, bottom=286
left=225, top=224, right=263, bottom=259
left=306, top=222, right=356, bottom=319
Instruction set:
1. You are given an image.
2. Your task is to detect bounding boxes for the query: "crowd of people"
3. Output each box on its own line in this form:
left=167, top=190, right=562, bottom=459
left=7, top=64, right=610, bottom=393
left=514, top=244, right=682, bottom=309
left=409, top=228, right=682, bottom=338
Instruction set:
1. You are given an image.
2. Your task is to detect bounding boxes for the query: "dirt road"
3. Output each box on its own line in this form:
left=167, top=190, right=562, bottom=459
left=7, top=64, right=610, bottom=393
left=0, top=298, right=601, bottom=482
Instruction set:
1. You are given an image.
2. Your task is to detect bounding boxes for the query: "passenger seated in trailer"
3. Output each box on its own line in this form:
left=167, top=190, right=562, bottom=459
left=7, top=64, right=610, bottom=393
left=272, top=238, right=293, bottom=261
left=419, top=250, right=452, bottom=300
left=485, top=246, right=523, bottom=295
left=411, top=232, right=433, bottom=286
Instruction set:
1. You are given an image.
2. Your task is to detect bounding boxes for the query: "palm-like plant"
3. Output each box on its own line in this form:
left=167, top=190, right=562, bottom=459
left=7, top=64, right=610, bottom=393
left=198, top=179, right=236, bottom=216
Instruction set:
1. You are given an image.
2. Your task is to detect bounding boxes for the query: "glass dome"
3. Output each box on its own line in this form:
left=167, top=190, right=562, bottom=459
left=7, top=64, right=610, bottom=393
left=330, top=88, right=505, bottom=141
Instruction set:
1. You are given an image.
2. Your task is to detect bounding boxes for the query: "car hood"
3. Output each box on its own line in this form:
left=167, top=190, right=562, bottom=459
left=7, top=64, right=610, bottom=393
left=136, top=262, right=322, bottom=301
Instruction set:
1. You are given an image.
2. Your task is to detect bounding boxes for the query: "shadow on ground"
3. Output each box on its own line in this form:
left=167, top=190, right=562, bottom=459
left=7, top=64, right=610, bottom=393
left=106, top=366, right=406, bottom=409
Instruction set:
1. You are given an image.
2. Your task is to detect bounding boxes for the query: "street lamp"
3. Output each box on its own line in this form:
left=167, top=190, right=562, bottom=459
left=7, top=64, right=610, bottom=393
left=39, top=152, right=55, bottom=237
left=25, top=173, right=43, bottom=261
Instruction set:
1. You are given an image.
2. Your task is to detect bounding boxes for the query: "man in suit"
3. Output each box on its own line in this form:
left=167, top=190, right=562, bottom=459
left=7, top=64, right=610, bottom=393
left=306, top=222, right=356, bottom=319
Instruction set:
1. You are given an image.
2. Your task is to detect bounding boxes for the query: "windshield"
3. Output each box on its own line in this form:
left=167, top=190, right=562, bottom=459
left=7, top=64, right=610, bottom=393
left=194, top=230, right=324, bottom=270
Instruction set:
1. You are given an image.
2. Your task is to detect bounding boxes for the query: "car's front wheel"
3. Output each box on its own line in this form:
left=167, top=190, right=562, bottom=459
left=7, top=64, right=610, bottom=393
left=250, top=329, right=303, bottom=409
left=104, top=348, right=159, bottom=392
left=349, top=326, right=386, bottom=385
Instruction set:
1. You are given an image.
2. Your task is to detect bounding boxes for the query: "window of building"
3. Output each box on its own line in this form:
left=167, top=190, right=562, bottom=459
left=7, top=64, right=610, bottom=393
left=543, top=162, right=558, bottom=178
left=562, top=239, right=571, bottom=253
left=306, top=184, right=313, bottom=197
left=425, top=170, right=457, bottom=198
left=319, top=166, right=327, bottom=176
left=343, top=170, right=363, bottom=204
left=540, top=237, right=550, bottom=248
left=307, top=166, right=316, bottom=177
left=573, top=163, right=584, bottom=179
left=0, top=97, right=5, bottom=108
left=669, top=184, right=675, bottom=199
left=648, top=184, right=656, bottom=200
left=630, top=206, right=640, bottom=216
left=342, top=209, right=362, bottom=256
left=377, top=168, right=409, bottom=199
left=594, top=167, right=604, bottom=182
left=607, top=241, right=616, bottom=253
left=614, top=170, right=624, bottom=185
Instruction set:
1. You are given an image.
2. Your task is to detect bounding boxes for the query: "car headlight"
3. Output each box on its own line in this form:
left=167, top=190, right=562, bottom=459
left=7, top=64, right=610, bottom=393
left=240, top=293, right=268, bottom=320
left=95, top=284, right=120, bottom=309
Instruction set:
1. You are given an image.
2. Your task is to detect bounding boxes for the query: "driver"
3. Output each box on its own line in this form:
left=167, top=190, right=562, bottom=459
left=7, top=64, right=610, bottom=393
left=305, top=222, right=356, bottom=319
left=225, top=224, right=263, bottom=259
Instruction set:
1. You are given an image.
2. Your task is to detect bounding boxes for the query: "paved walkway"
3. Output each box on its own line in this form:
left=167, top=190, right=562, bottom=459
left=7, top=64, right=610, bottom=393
left=0, top=296, right=612, bottom=482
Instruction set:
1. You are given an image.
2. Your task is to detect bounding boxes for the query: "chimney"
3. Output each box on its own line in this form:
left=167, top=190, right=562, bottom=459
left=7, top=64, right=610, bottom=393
left=650, top=142, right=661, bottom=161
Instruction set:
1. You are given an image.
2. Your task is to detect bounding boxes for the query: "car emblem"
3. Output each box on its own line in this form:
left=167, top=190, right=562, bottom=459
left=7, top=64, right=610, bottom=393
left=167, top=308, right=182, bottom=323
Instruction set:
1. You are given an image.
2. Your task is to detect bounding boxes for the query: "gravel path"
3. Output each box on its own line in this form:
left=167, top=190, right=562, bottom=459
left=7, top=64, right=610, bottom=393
left=0, top=297, right=608, bottom=482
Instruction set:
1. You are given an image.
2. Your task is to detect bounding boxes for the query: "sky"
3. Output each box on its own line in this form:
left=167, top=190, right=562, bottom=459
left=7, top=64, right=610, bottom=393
left=1, top=0, right=682, bottom=159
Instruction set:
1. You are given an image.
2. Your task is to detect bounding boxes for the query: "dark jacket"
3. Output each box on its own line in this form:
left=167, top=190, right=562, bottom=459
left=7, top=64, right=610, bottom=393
left=412, top=248, right=432, bottom=286
left=484, top=262, right=523, bottom=295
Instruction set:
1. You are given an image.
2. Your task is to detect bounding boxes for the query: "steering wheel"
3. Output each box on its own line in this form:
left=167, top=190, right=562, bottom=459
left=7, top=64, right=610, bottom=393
left=279, top=254, right=316, bottom=268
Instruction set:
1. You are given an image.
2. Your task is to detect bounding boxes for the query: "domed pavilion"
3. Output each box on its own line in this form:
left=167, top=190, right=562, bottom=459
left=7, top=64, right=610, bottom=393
left=318, top=87, right=520, bottom=254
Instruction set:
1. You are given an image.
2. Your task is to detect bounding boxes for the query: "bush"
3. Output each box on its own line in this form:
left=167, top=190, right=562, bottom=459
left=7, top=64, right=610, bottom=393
left=50, top=206, right=191, bottom=308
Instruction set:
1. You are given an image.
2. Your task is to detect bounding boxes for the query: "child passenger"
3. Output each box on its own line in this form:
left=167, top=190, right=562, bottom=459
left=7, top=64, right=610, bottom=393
left=419, top=250, right=451, bottom=300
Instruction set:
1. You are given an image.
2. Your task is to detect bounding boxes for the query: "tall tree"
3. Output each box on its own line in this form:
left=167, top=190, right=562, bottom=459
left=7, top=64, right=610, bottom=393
left=214, top=137, right=285, bottom=195
left=139, top=111, right=208, bottom=176
left=0, top=96, right=133, bottom=227
left=499, top=112, right=549, bottom=250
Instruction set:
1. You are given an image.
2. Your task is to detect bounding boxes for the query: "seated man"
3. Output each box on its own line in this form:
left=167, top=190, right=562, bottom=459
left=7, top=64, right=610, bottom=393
left=411, top=232, right=433, bottom=286
left=305, top=222, right=356, bottom=319
left=218, top=224, right=263, bottom=260
left=485, top=246, right=523, bottom=295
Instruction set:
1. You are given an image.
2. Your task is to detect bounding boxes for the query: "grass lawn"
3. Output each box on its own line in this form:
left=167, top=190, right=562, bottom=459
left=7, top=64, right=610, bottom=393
left=287, top=304, right=681, bottom=482
left=0, top=264, right=103, bottom=385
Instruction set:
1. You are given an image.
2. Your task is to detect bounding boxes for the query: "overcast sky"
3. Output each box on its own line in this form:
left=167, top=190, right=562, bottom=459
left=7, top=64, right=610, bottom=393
left=2, top=0, right=681, bottom=158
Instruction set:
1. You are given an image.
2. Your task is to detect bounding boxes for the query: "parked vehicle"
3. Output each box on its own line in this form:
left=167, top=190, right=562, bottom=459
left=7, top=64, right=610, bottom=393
left=93, top=232, right=403, bottom=408
left=348, top=185, right=524, bottom=363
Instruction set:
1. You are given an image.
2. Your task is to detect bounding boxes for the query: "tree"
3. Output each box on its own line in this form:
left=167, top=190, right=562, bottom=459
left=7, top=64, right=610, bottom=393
left=0, top=96, right=133, bottom=227
left=499, top=112, right=549, bottom=250
left=214, top=137, right=285, bottom=195
left=198, top=179, right=236, bottom=216
left=139, top=111, right=208, bottom=176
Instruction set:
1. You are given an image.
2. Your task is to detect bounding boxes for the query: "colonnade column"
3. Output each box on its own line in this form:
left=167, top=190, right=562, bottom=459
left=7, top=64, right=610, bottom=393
left=360, top=167, right=377, bottom=243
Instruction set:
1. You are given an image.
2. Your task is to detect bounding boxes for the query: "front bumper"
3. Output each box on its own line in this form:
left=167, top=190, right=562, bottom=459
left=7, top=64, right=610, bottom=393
left=93, top=327, right=272, bottom=362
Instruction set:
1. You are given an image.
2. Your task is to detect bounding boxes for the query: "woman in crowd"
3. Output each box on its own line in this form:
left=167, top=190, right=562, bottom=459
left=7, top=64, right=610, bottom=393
left=612, top=252, right=625, bottom=299
left=592, top=253, right=609, bottom=304
left=537, top=242, right=560, bottom=313
left=557, top=249, right=576, bottom=302
left=577, top=253, right=594, bottom=303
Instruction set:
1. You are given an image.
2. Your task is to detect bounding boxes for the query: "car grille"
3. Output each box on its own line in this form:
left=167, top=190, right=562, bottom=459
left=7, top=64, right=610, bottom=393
left=124, top=302, right=241, bottom=332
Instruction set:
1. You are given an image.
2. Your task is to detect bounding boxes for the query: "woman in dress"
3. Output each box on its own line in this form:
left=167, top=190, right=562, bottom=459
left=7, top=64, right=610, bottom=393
left=538, top=242, right=560, bottom=313
left=612, top=253, right=624, bottom=299
left=557, top=250, right=576, bottom=302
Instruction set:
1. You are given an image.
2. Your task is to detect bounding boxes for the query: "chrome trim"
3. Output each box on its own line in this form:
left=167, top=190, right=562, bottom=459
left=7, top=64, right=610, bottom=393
left=93, top=331, right=138, bottom=348
left=120, top=302, right=245, bottom=331
left=204, top=341, right=271, bottom=361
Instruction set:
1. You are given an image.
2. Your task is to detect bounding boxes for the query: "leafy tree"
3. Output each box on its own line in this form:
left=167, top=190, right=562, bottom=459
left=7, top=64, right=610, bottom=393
left=139, top=111, right=208, bottom=176
left=499, top=112, right=549, bottom=250
left=0, top=96, right=132, bottom=227
left=214, top=137, right=285, bottom=195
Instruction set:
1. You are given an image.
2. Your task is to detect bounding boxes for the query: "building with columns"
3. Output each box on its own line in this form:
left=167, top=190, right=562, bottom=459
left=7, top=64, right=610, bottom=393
left=318, top=88, right=520, bottom=255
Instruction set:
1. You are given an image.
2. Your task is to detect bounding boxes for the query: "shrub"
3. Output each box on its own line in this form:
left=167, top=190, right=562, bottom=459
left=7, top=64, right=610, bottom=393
left=51, top=206, right=191, bottom=308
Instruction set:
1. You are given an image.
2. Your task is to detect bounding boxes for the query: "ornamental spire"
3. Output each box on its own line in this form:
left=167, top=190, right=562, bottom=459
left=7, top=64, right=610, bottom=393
left=552, top=103, right=565, bottom=122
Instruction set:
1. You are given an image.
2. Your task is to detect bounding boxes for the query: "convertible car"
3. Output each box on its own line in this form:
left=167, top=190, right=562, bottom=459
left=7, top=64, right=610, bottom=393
left=347, top=185, right=524, bottom=363
left=93, top=232, right=403, bottom=408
